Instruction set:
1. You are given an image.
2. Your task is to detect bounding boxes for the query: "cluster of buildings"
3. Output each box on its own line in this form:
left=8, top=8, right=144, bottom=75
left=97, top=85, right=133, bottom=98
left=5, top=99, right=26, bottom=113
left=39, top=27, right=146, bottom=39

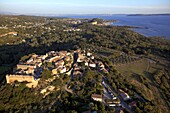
left=0, top=25, right=8, bottom=29
left=6, top=50, right=73, bottom=86
left=65, top=19, right=82, bottom=25
left=63, top=27, right=82, bottom=32
left=71, top=49, right=108, bottom=79
left=91, top=94, right=103, bottom=102
left=6, top=50, right=106, bottom=87
left=91, top=80, right=137, bottom=111
left=102, top=81, right=121, bottom=107
left=48, top=51, right=73, bottom=75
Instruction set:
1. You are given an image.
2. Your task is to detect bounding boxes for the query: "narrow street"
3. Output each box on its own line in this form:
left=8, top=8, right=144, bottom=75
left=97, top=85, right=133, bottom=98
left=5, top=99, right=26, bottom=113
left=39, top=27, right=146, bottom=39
left=103, top=78, right=133, bottom=113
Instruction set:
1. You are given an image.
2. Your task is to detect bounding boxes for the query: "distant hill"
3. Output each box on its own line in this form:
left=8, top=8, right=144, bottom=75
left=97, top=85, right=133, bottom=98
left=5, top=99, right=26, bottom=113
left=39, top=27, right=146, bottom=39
left=127, top=14, right=170, bottom=16
left=0, top=11, right=18, bottom=15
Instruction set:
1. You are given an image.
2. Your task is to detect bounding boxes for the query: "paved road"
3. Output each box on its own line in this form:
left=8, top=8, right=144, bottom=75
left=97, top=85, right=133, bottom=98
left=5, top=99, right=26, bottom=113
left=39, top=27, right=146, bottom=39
left=103, top=78, right=133, bottom=113
left=64, top=83, right=73, bottom=94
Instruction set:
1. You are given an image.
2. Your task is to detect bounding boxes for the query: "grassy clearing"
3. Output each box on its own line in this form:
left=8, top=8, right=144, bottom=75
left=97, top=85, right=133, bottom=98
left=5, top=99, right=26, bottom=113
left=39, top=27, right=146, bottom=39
left=116, top=59, right=148, bottom=77
left=115, top=58, right=168, bottom=112
left=115, top=58, right=163, bottom=79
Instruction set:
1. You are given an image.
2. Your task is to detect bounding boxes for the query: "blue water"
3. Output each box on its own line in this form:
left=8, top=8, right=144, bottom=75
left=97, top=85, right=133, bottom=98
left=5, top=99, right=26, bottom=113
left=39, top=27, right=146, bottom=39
left=60, top=14, right=170, bottom=39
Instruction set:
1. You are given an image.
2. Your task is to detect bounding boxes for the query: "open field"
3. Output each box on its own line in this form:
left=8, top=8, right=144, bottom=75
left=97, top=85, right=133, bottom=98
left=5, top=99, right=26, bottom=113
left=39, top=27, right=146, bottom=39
left=115, top=58, right=169, bottom=112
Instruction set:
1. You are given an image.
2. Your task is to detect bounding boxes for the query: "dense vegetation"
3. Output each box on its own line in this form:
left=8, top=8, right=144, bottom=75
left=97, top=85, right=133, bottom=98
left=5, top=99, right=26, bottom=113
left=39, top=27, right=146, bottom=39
left=0, top=15, right=169, bottom=112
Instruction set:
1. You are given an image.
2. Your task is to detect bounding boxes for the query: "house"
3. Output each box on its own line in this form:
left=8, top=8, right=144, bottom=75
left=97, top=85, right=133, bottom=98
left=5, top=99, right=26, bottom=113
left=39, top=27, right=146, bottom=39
left=98, top=61, right=105, bottom=68
left=52, top=69, right=58, bottom=75
left=105, top=98, right=120, bottom=104
left=91, top=21, right=97, bottom=25
left=85, top=62, right=88, bottom=66
left=58, top=66, right=67, bottom=73
left=89, top=63, right=96, bottom=68
left=91, top=56, right=94, bottom=59
left=59, top=51, right=68, bottom=56
left=26, top=58, right=33, bottom=64
left=87, top=52, right=92, bottom=57
left=108, top=104, right=116, bottom=107
left=35, top=62, right=42, bottom=67
left=63, top=56, right=70, bottom=62
left=56, top=60, right=65, bottom=67
left=77, top=54, right=85, bottom=62
left=40, top=54, right=48, bottom=60
left=25, top=68, right=34, bottom=75
left=17, top=64, right=36, bottom=70
left=47, top=55, right=60, bottom=62
left=119, top=89, right=131, bottom=101
left=31, top=54, right=38, bottom=58
left=91, top=94, right=102, bottom=102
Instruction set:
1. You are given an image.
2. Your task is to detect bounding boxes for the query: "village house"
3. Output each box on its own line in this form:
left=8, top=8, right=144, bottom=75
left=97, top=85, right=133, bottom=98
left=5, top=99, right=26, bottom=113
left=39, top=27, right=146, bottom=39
left=91, top=94, right=103, bottom=102
left=52, top=69, right=58, bottom=75
left=25, top=68, right=34, bottom=75
left=59, top=51, right=69, bottom=56
left=17, top=64, right=36, bottom=70
left=86, top=52, right=92, bottom=57
left=47, top=55, right=60, bottom=62
left=97, top=61, right=105, bottom=68
left=89, top=62, right=96, bottom=68
left=77, top=54, right=85, bottom=62
left=58, top=66, right=67, bottom=73
left=56, top=60, right=65, bottom=67
left=85, top=62, right=88, bottom=66
left=63, top=56, right=71, bottom=62
left=119, top=89, right=131, bottom=101
left=91, top=21, right=98, bottom=25
left=91, top=56, right=95, bottom=60
left=40, top=54, right=48, bottom=60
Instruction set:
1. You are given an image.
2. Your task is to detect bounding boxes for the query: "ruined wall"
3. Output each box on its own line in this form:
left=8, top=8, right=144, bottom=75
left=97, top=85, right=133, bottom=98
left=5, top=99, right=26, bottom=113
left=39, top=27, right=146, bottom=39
left=17, top=64, right=35, bottom=70
left=6, top=75, right=34, bottom=84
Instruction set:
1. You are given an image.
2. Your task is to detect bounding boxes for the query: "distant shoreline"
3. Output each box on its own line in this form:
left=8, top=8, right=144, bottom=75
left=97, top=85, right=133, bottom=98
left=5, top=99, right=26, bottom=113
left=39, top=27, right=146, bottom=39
left=127, top=14, right=170, bottom=16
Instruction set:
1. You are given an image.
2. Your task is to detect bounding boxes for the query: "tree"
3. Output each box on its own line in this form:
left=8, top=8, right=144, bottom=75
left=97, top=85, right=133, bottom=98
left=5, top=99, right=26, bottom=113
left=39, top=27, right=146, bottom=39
left=41, top=69, right=52, bottom=79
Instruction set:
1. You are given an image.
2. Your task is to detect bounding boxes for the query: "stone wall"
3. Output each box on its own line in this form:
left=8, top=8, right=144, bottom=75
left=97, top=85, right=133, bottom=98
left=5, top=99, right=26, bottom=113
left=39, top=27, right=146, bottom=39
left=17, top=64, right=35, bottom=70
left=6, top=75, right=34, bottom=84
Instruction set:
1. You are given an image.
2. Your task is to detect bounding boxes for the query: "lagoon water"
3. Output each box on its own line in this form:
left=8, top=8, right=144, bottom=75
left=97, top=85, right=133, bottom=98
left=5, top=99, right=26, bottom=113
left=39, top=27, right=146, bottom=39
left=61, top=14, right=170, bottom=39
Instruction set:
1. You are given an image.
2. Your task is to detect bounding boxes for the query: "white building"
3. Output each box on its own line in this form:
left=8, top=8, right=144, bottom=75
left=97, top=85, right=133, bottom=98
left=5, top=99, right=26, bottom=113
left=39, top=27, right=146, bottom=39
left=91, top=94, right=102, bottom=102
left=89, top=63, right=96, bottom=68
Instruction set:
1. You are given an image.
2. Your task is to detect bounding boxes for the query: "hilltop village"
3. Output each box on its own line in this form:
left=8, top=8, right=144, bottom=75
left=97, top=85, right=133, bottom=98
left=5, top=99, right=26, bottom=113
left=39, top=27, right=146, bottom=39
left=5, top=49, right=144, bottom=113
left=6, top=50, right=103, bottom=86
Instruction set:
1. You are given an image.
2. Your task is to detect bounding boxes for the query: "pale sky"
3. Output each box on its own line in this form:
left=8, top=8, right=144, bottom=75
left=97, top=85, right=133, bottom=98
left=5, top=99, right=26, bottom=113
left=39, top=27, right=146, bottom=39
left=0, top=0, right=170, bottom=14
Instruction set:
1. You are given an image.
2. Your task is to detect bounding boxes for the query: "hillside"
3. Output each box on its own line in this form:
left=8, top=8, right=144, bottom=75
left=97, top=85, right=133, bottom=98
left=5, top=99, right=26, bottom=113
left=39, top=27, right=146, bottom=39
left=0, top=15, right=169, bottom=113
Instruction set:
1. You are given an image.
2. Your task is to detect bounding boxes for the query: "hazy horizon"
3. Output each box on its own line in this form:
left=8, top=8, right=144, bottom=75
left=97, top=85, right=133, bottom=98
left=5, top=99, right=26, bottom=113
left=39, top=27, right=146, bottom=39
left=0, top=0, right=170, bottom=15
